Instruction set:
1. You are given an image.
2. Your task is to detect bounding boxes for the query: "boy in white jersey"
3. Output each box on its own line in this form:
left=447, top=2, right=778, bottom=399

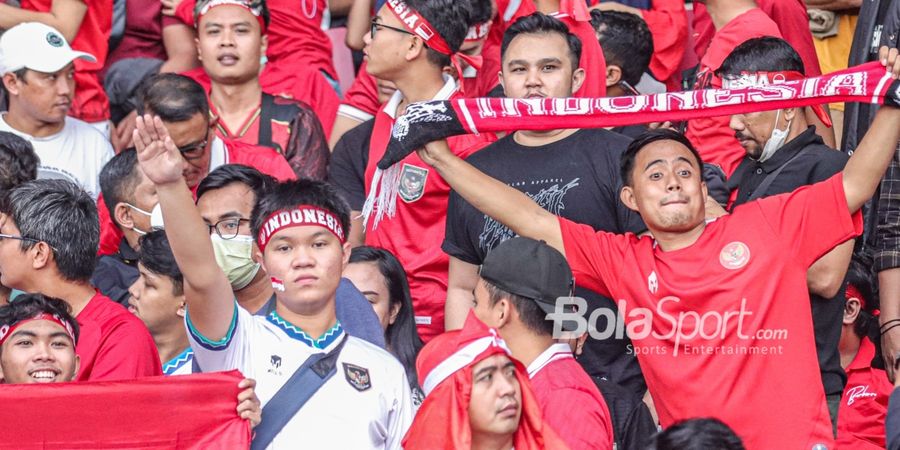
left=133, top=114, right=413, bottom=449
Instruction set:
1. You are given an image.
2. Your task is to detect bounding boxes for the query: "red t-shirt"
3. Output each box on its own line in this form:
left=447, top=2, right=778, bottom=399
left=685, top=8, right=782, bottom=177
left=174, top=0, right=334, bottom=78
left=693, top=0, right=821, bottom=78
left=558, top=174, right=860, bottom=450
left=363, top=85, right=495, bottom=342
left=104, top=0, right=167, bottom=70
left=21, top=0, right=111, bottom=122
left=96, top=139, right=296, bottom=255
left=836, top=338, right=892, bottom=449
left=181, top=65, right=339, bottom=140
left=75, top=292, right=162, bottom=381
left=528, top=344, right=614, bottom=450
left=485, top=0, right=607, bottom=98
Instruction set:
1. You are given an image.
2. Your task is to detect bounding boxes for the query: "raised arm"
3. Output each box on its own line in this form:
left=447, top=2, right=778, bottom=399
left=418, top=139, right=565, bottom=255
left=133, top=115, right=235, bottom=340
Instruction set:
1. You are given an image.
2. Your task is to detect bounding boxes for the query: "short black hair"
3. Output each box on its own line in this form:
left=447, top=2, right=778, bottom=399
left=250, top=179, right=351, bottom=246
left=647, top=418, right=745, bottom=450
left=403, top=0, right=471, bottom=69
left=99, top=148, right=142, bottom=225
left=136, top=73, right=210, bottom=123
left=0, top=293, right=80, bottom=346
left=501, top=13, right=582, bottom=69
left=196, top=164, right=275, bottom=205
left=466, top=0, right=493, bottom=26
left=138, top=230, right=184, bottom=296
left=591, top=9, right=653, bottom=87
left=484, top=280, right=554, bottom=336
left=349, top=246, right=423, bottom=391
left=620, top=129, right=704, bottom=187
left=0, top=179, right=99, bottom=282
left=846, top=250, right=878, bottom=339
left=717, top=36, right=805, bottom=79
left=0, top=131, right=39, bottom=193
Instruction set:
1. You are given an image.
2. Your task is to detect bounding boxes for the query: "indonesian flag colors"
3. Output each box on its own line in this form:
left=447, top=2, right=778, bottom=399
left=257, top=205, right=346, bottom=252
left=0, top=370, right=251, bottom=449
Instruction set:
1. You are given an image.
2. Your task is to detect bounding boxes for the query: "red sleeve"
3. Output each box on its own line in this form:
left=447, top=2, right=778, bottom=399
left=90, top=320, right=163, bottom=380
left=642, top=0, right=688, bottom=83
left=174, top=0, right=196, bottom=26
left=96, top=194, right=123, bottom=256
left=558, top=217, right=630, bottom=298
left=761, top=0, right=822, bottom=76
left=566, top=17, right=607, bottom=97
left=752, top=173, right=862, bottom=267
left=691, top=3, right=715, bottom=62
left=340, top=62, right=382, bottom=120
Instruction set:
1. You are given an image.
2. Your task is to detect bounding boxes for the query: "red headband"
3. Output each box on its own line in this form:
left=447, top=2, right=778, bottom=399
left=464, top=21, right=490, bottom=42
left=721, top=70, right=833, bottom=128
left=384, top=0, right=483, bottom=92
left=257, top=206, right=346, bottom=252
left=0, top=313, right=76, bottom=348
left=196, top=0, right=267, bottom=33
left=846, top=284, right=866, bottom=309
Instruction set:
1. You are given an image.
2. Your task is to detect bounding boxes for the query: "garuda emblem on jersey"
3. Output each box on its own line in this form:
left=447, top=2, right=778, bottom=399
left=399, top=164, right=429, bottom=203
left=343, top=363, right=371, bottom=392
left=719, top=242, right=750, bottom=270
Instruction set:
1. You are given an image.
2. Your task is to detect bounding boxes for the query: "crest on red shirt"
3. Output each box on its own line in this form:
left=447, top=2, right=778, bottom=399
left=399, top=164, right=428, bottom=203
left=719, top=242, right=751, bottom=270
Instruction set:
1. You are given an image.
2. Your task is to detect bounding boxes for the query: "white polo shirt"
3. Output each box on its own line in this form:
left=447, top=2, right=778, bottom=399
left=186, top=304, right=412, bottom=449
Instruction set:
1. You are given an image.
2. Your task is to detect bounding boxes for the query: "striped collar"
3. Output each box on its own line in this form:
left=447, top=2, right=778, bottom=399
left=267, top=311, right=344, bottom=350
left=526, top=343, right=575, bottom=378
left=163, top=347, right=194, bottom=376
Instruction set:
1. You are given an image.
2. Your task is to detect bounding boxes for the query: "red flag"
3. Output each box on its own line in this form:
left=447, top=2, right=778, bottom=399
left=0, top=370, right=251, bottom=449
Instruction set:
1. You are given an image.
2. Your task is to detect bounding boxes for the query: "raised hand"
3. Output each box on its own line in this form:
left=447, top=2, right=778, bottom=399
left=133, top=114, right=185, bottom=186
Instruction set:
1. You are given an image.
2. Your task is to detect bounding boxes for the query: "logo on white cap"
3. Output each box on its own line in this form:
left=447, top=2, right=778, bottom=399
left=46, top=32, right=64, bottom=48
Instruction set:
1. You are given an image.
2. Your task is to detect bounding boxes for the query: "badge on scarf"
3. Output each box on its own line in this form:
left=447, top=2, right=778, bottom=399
left=343, top=363, right=371, bottom=392
left=398, top=164, right=428, bottom=203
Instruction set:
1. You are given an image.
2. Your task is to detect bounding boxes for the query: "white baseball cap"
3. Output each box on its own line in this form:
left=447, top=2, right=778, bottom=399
left=0, top=22, right=96, bottom=75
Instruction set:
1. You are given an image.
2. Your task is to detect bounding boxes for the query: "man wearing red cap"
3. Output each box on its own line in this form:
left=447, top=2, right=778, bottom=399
left=404, top=312, right=569, bottom=450
left=473, top=237, right=614, bottom=450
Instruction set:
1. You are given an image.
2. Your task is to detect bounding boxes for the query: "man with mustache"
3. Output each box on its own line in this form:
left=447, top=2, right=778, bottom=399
left=723, top=37, right=854, bottom=435
left=0, top=23, right=113, bottom=200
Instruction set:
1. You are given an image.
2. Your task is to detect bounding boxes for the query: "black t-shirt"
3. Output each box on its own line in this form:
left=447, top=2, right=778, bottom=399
left=327, top=119, right=375, bottom=211
left=729, top=126, right=850, bottom=395
left=443, top=128, right=648, bottom=396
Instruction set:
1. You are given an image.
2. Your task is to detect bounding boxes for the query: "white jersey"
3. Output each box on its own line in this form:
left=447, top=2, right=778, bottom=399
left=0, top=113, right=113, bottom=199
left=186, top=304, right=412, bottom=449
left=162, top=347, right=194, bottom=376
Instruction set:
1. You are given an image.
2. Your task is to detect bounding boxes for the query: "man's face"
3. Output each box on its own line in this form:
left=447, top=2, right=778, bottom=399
left=468, top=354, right=521, bottom=439
left=197, top=5, right=267, bottom=85
left=2, top=65, right=76, bottom=125
left=363, top=5, right=413, bottom=81
left=621, top=141, right=707, bottom=234
left=343, top=261, right=395, bottom=331
left=123, top=169, right=159, bottom=235
left=162, top=113, right=213, bottom=188
left=500, top=32, right=583, bottom=100
left=472, top=279, right=501, bottom=328
left=259, top=225, right=350, bottom=316
left=729, top=109, right=780, bottom=159
left=197, top=182, right=255, bottom=239
left=0, top=319, right=79, bottom=384
left=0, top=214, right=28, bottom=290
left=127, top=263, right=184, bottom=336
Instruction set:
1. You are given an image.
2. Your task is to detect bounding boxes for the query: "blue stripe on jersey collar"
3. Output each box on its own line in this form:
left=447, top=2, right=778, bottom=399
left=163, top=347, right=194, bottom=376
left=267, top=312, right=344, bottom=350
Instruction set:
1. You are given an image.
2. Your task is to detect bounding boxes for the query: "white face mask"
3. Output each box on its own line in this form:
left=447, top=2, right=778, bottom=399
left=757, top=109, right=792, bottom=163
left=126, top=203, right=165, bottom=235
left=210, top=234, right=261, bottom=290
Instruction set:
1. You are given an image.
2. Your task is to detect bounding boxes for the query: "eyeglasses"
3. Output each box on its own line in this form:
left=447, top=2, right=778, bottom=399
left=0, top=233, right=58, bottom=252
left=208, top=218, right=251, bottom=240
left=619, top=80, right=641, bottom=96
left=370, top=19, right=414, bottom=40
left=178, top=131, right=210, bottom=161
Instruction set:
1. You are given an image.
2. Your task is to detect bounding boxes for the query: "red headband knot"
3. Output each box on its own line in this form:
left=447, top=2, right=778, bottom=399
left=0, top=313, right=76, bottom=348
left=257, top=206, right=346, bottom=252
left=384, top=0, right=483, bottom=93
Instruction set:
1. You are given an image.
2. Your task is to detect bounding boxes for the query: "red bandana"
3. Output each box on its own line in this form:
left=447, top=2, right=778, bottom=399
left=0, top=313, right=76, bottom=347
left=195, top=0, right=267, bottom=33
left=257, top=206, right=346, bottom=252
left=384, top=0, right=483, bottom=91
left=464, top=21, right=491, bottom=42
